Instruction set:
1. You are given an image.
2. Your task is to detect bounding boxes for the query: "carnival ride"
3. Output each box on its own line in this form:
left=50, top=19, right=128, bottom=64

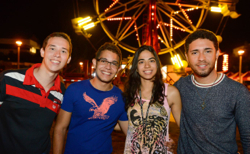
left=72, top=0, right=239, bottom=70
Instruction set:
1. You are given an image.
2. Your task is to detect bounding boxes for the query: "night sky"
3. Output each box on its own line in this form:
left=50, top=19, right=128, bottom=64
left=0, top=0, right=249, bottom=72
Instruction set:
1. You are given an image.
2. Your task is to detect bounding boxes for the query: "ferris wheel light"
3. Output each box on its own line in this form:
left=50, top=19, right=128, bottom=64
left=174, top=56, right=181, bottom=68
left=171, top=54, right=183, bottom=68
left=170, top=19, right=173, bottom=41
left=178, top=3, right=193, bottom=24
left=105, top=0, right=119, bottom=12
left=87, top=0, right=210, bottom=57
left=171, top=57, right=175, bottom=65
left=78, top=17, right=92, bottom=27
left=107, top=17, right=131, bottom=21
left=177, top=54, right=183, bottom=66
left=83, top=22, right=95, bottom=30
left=134, top=23, right=140, bottom=42
left=211, top=7, right=221, bottom=12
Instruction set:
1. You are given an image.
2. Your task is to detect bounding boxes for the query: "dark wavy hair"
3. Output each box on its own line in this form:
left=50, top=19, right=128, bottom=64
left=123, top=45, right=165, bottom=111
left=185, top=29, right=219, bottom=54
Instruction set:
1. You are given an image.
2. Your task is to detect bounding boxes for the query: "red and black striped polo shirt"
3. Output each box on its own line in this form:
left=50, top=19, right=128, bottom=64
left=0, top=63, right=66, bottom=154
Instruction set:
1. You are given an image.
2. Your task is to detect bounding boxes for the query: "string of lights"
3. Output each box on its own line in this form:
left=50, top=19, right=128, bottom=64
left=178, top=3, right=193, bottom=24
left=105, top=0, right=119, bottom=12
left=157, top=22, right=186, bottom=32
left=107, top=17, right=132, bottom=21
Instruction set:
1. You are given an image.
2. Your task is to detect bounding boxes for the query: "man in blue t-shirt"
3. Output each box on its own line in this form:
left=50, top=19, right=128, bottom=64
left=53, top=42, right=128, bottom=154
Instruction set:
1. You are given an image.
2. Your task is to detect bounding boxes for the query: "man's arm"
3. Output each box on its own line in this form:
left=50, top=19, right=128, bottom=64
left=53, top=109, right=72, bottom=154
left=235, top=86, right=250, bottom=153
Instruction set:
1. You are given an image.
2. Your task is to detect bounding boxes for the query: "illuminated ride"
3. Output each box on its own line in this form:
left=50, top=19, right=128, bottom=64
left=93, top=0, right=209, bottom=56
left=72, top=0, right=239, bottom=70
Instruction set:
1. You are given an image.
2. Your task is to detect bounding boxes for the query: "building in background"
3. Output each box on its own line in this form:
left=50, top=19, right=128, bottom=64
left=0, top=38, right=40, bottom=71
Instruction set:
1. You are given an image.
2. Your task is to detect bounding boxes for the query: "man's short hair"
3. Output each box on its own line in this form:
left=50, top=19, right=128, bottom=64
left=42, top=32, right=72, bottom=56
left=185, top=29, right=219, bottom=53
left=95, top=42, right=122, bottom=66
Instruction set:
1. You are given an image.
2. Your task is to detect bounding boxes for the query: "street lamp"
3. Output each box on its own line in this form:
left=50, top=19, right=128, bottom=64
left=79, top=62, right=83, bottom=73
left=238, top=49, right=244, bottom=84
left=16, top=41, right=22, bottom=69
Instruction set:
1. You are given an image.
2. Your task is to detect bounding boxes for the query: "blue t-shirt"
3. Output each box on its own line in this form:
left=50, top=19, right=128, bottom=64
left=61, top=80, right=128, bottom=154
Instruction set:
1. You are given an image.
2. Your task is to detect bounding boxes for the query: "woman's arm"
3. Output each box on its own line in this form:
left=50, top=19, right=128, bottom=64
left=167, top=85, right=182, bottom=127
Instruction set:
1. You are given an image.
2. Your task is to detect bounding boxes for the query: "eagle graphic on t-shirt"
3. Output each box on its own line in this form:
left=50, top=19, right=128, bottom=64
left=83, top=92, right=117, bottom=120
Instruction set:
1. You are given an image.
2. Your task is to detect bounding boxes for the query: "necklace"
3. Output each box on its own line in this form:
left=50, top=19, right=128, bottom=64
left=194, top=74, right=218, bottom=110
left=139, top=89, right=154, bottom=144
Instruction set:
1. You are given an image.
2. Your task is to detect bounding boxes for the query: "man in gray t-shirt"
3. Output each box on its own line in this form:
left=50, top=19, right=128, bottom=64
left=174, top=29, right=250, bottom=154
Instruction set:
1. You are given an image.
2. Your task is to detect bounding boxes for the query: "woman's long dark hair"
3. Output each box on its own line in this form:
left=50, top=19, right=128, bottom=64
left=123, top=45, right=165, bottom=111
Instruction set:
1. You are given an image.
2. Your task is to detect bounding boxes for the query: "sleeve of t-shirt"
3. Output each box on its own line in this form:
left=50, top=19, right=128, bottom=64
left=60, top=83, right=76, bottom=112
left=235, top=85, right=250, bottom=153
left=118, top=103, right=128, bottom=121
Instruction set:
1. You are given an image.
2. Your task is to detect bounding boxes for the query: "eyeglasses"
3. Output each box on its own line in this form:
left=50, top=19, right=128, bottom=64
left=97, top=58, right=119, bottom=69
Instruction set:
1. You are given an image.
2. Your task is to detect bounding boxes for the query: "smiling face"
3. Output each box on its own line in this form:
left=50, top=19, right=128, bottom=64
left=185, top=38, right=219, bottom=78
left=41, top=37, right=71, bottom=74
left=92, top=49, right=120, bottom=84
left=137, top=50, right=157, bottom=81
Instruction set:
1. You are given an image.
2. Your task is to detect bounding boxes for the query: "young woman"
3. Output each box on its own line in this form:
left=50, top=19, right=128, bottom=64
left=123, top=45, right=182, bottom=154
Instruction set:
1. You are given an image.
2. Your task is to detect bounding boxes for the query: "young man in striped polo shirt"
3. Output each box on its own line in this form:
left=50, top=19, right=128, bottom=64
left=0, top=32, right=72, bottom=154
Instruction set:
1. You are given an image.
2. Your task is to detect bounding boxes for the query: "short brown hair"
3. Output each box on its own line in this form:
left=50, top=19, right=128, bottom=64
left=42, top=32, right=72, bottom=56
left=185, top=29, right=219, bottom=53
left=95, top=42, right=122, bottom=66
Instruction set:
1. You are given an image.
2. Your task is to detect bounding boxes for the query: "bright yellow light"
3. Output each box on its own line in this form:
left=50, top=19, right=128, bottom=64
left=171, top=57, right=175, bottom=65
left=121, top=64, right=126, bottom=69
left=161, top=66, right=167, bottom=79
left=30, top=47, right=36, bottom=54
left=161, top=66, right=167, bottom=72
left=16, top=41, right=22, bottom=46
left=171, top=54, right=183, bottom=69
left=78, top=17, right=92, bottom=27
left=211, top=6, right=221, bottom=12
left=238, top=50, right=244, bottom=56
left=177, top=54, right=183, bottom=66
left=79, top=62, right=83, bottom=66
left=174, top=56, right=181, bottom=68
left=83, top=22, right=95, bottom=30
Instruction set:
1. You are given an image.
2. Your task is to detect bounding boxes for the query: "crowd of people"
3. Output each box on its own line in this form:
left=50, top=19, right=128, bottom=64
left=0, top=29, right=249, bottom=154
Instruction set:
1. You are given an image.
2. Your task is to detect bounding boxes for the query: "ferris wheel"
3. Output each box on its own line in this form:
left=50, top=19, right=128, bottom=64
left=73, top=0, right=239, bottom=56
left=91, top=0, right=212, bottom=56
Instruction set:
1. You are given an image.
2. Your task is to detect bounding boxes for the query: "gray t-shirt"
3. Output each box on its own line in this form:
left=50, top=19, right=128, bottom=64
left=174, top=73, right=250, bottom=154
